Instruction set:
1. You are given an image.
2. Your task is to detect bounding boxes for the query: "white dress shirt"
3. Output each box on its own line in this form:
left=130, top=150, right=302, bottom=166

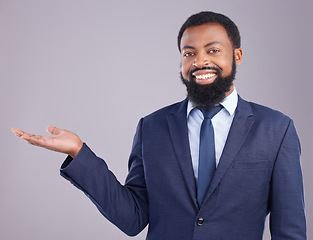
left=187, top=88, right=238, bottom=181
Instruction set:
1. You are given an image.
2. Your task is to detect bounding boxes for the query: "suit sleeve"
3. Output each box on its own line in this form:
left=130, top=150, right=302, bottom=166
left=60, top=118, right=148, bottom=236
left=269, top=119, right=306, bottom=239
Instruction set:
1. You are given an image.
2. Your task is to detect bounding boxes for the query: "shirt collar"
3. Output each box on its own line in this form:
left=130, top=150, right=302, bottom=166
left=187, top=87, right=238, bottom=117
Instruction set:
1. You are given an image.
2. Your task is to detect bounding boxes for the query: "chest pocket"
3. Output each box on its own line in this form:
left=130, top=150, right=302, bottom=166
left=232, top=158, right=271, bottom=170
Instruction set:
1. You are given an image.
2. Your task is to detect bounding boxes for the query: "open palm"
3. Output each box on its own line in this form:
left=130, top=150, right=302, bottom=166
left=12, top=126, right=83, bottom=158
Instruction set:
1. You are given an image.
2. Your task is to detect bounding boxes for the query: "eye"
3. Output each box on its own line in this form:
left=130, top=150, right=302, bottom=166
left=208, top=49, right=220, bottom=54
left=183, top=52, right=195, bottom=57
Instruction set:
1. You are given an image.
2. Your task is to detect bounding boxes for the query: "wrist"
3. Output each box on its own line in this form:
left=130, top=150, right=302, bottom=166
left=70, top=141, right=83, bottom=158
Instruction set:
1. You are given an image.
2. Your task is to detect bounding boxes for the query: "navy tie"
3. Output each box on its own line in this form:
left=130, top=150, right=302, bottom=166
left=197, top=105, right=223, bottom=207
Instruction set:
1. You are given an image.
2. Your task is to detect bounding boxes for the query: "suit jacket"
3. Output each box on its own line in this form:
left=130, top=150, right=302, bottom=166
left=60, top=96, right=306, bottom=240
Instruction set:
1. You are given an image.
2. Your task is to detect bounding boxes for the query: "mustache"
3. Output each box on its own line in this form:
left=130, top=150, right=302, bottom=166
left=189, top=66, right=222, bottom=76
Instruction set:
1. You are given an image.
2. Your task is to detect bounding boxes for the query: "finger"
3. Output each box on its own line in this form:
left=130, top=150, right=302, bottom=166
left=22, top=133, right=48, bottom=147
left=11, top=128, right=24, bottom=137
left=12, top=128, right=40, bottom=144
left=20, top=132, right=37, bottom=141
left=46, top=126, right=62, bottom=135
left=12, top=128, right=55, bottom=149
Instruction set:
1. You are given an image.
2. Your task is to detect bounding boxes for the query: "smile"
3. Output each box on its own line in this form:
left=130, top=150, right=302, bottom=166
left=194, top=73, right=216, bottom=80
left=191, top=71, right=217, bottom=85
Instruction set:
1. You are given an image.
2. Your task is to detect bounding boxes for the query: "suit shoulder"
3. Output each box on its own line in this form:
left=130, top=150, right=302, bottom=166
left=247, top=100, right=292, bottom=124
left=242, top=99, right=299, bottom=145
left=143, top=99, right=186, bottom=120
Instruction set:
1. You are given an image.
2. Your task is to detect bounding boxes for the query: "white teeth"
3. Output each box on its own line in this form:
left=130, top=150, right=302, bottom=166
left=194, top=73, right=216, bottom=80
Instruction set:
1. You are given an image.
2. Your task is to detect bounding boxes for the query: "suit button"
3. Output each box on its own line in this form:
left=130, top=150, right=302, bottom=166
left=197, top=217, right=204, bottom=226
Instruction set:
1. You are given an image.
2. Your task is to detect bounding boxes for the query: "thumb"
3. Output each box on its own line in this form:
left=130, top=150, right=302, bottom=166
left=46, top=126, right=62, bottom=135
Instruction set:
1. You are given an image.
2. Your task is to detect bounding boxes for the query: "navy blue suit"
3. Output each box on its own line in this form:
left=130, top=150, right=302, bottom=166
left=61, top=96, right=306, bottom=239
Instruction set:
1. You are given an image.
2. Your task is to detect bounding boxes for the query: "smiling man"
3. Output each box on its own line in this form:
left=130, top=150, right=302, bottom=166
left=180, top=22, right=241, bottom=108
left=12, top=11, right=306, bottom=239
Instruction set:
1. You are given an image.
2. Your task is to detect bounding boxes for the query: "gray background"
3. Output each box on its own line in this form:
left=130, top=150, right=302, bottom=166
left=1, top=0, right=312, bottom=239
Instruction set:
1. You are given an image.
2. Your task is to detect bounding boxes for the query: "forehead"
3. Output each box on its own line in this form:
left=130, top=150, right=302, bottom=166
left=180, top=23, right=232, bottom=49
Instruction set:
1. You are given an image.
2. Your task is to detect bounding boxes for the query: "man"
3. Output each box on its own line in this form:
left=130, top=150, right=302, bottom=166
left=12, top=11, right=306, bottom=239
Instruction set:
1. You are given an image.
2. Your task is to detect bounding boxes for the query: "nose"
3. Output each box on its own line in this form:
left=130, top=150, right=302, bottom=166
left=193, top=52, right=210, bottom=68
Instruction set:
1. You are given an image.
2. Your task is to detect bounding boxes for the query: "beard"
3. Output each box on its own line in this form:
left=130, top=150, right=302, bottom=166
left=181, top=55, right=237, bottom=108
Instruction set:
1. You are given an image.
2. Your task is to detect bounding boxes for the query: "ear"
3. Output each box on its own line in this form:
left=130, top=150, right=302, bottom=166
left=234, top=48, right=243, bottom=66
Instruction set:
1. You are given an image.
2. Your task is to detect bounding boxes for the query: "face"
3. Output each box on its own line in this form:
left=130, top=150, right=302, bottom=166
left=180, top=24, right=242, bottom=104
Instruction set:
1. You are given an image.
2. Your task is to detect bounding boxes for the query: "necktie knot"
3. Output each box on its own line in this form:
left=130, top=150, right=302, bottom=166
left=200, top=105, right=223, bottom=119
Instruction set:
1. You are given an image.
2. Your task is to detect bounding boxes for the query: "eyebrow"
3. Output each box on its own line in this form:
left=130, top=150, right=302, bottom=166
left=182, top=41, right=222, bottom=51
left=205, top=41, right=222, bottom=47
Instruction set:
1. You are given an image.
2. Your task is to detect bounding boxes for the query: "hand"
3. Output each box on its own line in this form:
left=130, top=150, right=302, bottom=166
left=11, top=126, right=83, bottom=158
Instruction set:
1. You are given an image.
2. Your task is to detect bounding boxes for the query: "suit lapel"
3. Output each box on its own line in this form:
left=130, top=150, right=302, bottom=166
left=167, top=99, right=197, bottom=205
left=203, top=96, right=255, bottom=203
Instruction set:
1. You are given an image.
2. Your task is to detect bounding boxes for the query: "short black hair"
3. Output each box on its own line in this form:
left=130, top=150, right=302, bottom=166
left=177, top=11, right=241, bottom=51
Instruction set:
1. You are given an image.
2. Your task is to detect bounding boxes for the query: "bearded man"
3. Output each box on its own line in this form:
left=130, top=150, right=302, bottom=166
left=12, top=11, right=306, bottom=240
